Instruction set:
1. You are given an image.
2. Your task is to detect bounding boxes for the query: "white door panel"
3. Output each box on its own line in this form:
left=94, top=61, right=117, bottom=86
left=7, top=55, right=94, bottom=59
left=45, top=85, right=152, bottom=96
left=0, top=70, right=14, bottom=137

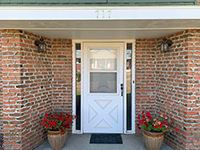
left=83, top=43, right=124, bottom=133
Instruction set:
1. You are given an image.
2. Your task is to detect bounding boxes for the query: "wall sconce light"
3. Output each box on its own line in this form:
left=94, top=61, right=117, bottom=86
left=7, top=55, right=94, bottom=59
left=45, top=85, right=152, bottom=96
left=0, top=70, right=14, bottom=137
left=160, top=38, right=172, bottom=52
left=35, top=38, right=46, bottom=53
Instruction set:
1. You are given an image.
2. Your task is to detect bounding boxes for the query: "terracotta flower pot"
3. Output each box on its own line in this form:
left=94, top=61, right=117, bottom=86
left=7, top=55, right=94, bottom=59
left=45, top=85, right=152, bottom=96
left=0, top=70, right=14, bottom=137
left=143, top=130, right=164, bottom=150
left=47, top=130, right=67, bottom=150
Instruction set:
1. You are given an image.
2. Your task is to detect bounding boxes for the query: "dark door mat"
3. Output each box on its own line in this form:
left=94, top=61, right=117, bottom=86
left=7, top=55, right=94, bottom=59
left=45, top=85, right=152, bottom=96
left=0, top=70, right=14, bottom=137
left=90, top=134, right=123, bottom=144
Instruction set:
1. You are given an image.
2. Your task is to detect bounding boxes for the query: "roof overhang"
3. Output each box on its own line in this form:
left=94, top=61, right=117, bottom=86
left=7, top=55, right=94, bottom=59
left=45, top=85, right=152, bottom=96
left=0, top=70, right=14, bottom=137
left=0, top=6, right=199, bottom=39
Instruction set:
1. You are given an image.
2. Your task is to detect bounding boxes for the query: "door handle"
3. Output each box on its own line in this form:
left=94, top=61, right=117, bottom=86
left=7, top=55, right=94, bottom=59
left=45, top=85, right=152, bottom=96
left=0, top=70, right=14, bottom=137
left=120, top=83, right=123, bottom=96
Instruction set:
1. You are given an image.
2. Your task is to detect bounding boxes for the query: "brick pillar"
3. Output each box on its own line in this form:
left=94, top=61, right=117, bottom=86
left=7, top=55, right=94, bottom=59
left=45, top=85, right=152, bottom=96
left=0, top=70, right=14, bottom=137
left=155, top=29, right=200, bottom=150
left=183, top=29, right=200, bottom=149
left=52, top=39, right=72, bottom=113
left=0, top=30, right=2, bottom=132
left=1, top=29, right=53, bottom=150
left=135, top=39, right=157, bottom=134
left=0, top=30, right=3, bottom=150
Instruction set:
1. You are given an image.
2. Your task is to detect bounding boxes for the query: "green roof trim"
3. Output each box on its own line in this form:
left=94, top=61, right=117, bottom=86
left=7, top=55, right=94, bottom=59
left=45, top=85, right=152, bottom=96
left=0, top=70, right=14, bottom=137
left=0, top=0, right=197, bottom=6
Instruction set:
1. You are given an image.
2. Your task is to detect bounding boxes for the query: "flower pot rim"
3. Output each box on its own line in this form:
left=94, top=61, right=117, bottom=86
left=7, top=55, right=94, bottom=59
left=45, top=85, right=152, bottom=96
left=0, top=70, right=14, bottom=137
left=47, top=130, right=67, bottom=135
left=143, top=130, right=164, bottom=137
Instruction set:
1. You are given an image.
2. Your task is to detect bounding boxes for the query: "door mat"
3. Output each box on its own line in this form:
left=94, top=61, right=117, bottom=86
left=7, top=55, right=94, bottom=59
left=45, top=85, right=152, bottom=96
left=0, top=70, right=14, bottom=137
left=90, top=134, right=123, bottom=144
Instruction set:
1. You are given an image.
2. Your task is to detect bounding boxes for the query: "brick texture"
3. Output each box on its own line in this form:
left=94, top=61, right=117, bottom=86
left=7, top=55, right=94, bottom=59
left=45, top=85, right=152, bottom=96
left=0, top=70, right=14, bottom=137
left=156, top=30, right=200, bottom=150
left=0, top=30, right=2, bottom=133
left=1, top=29, right=72, bottom=150
left=0, top=28, right=200, bottom=150
left=135, top=39, right=157, bottom=134
left=51, top=39, right=73, bottom=133
left=52, top=39, right=72, bottom=113
left=0, top=30, right=3, bottom=150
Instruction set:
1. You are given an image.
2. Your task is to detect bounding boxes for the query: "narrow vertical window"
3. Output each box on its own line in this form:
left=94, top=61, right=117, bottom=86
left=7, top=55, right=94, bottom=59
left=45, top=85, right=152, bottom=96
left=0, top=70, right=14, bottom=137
left=76, top=43, right=81, bottom=130
left=126, top=43, right=132, bottom=130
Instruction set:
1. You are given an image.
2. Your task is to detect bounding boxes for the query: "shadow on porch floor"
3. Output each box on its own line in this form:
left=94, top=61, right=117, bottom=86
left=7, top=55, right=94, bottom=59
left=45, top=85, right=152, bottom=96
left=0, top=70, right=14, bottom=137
left=34, top=134, right=173, bottom=150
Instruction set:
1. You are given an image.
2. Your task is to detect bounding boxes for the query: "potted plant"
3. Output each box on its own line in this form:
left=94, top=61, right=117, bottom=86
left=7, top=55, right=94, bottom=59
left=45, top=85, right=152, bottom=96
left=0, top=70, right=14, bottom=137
left=40, top=112, right=77, bottom=150
left=137, top=111, right=177, bottom=150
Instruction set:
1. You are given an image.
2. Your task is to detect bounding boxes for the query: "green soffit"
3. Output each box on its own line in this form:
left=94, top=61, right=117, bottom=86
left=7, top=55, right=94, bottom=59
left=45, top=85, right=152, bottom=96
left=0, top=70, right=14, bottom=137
left=0, top=0, right=197, bottom=6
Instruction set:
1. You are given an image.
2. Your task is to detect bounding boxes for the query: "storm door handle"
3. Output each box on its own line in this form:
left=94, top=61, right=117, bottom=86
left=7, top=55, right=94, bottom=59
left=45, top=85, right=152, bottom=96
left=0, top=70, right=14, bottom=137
left=120, top=83, right=123, bottom=96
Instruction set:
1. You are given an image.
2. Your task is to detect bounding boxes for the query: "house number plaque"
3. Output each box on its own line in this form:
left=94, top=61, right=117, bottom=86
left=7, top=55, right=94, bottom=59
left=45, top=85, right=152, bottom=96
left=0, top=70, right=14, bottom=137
left=95, top=10, right=112, bottom=19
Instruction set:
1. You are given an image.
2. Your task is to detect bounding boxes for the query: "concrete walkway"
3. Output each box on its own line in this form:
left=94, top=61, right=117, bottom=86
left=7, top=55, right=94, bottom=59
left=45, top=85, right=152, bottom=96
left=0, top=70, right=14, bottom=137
left=34, top=134, right=173, bottom=150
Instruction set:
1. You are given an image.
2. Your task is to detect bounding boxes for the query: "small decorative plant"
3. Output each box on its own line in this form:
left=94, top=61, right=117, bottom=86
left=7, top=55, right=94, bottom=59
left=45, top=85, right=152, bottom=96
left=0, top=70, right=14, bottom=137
left=137, top=111, right=178, bottom=132
left=40, top=112, right=77, bottom=132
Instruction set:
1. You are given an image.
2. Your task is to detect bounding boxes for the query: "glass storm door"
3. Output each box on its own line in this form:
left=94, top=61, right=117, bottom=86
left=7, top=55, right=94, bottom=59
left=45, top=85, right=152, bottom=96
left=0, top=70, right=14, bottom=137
left=83, top=43, right=124, bottom=133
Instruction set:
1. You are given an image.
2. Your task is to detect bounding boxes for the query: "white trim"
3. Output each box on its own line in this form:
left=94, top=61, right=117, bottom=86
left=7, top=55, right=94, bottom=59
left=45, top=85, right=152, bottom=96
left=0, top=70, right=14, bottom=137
left=81, top=41, right=84, bottom=134
left=0, top=6, right=200, bottom=20
left=72, top=40, right=83, bottom=134
left=72, top=39, right=136, bottom=134
left=123, top=42, right=127, bottom=133
left=123, top=40, right=136, bottom=134
left=132, top=40, right=136, bottom=134
left=72, top=40, right=76, bottom=134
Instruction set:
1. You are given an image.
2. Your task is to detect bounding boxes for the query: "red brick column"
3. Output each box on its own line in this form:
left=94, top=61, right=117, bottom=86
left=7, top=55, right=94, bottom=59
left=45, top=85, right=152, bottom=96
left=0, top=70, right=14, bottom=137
left=156, top=30, right=200, bottom=150
left=0, top=30, right=2, bottom=133
left=1, top=29, right=53, bottom=150
left=51, top=39, right=72, bottom=133
left=51, top=39, right=72, bottom=111
left=135, top=39, right=157, bottom=134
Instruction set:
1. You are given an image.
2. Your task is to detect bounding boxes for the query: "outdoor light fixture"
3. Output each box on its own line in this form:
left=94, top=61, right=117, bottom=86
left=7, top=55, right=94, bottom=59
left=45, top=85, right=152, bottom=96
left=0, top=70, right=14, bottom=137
left=35, top=38, right=46, bottom=53
left=160, top=38, right=172, bottom=52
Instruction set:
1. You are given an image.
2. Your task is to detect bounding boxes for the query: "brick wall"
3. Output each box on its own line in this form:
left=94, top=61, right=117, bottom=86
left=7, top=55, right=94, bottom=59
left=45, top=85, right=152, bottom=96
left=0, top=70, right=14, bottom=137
left=0, top=30, right=72, bottom=150
left=156, top=30, right=200, bottom=150
left=135, top=30, right=200, bottom=150
left=197, top=0, right=200, bottom=4
left=0, top=28, right=199, bottom=150
left=135, top=39, right=157, bottom=134
left=1, top=29, right=53, bottom=150
left=0, top=30, right=2, bottom=133
left=52, top=39, right=72, bottom=113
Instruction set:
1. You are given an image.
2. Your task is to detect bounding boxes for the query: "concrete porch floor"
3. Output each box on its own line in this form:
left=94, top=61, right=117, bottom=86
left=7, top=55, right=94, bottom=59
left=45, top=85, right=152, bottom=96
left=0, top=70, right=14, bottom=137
left=34, top=134, right=173, bottom=150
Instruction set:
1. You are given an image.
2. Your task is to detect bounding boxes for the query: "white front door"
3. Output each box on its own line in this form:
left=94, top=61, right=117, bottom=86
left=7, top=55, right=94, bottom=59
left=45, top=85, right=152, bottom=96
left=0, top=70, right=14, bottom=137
left=83, top=43, right=124, bottom=133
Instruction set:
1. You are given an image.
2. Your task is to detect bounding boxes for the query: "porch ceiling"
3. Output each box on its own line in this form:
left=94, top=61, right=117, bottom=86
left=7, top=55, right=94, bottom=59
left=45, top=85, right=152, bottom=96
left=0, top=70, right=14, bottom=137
left=0, top=19, right=199, bottom=39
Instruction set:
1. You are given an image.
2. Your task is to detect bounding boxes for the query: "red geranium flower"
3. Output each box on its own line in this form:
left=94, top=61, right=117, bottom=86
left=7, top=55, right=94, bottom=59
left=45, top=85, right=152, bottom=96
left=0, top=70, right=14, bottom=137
left=137, top=111, right=177, bottom=133
left=139, top=120, right=144, bottom=125
left=175, top=128, right=178, bottom=132
left=144, top=121, right=149, bottom=127
left=148, top=115, right=152, bottom=120
left=75, top=115, right=77, bottom=118
left=40, top=113, right=77, bottom=132
left=59, top=116, right=64, bottom=122
left=146, top=112, right=150, bottom=116
left=164, top=121, right=167, bottom=125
